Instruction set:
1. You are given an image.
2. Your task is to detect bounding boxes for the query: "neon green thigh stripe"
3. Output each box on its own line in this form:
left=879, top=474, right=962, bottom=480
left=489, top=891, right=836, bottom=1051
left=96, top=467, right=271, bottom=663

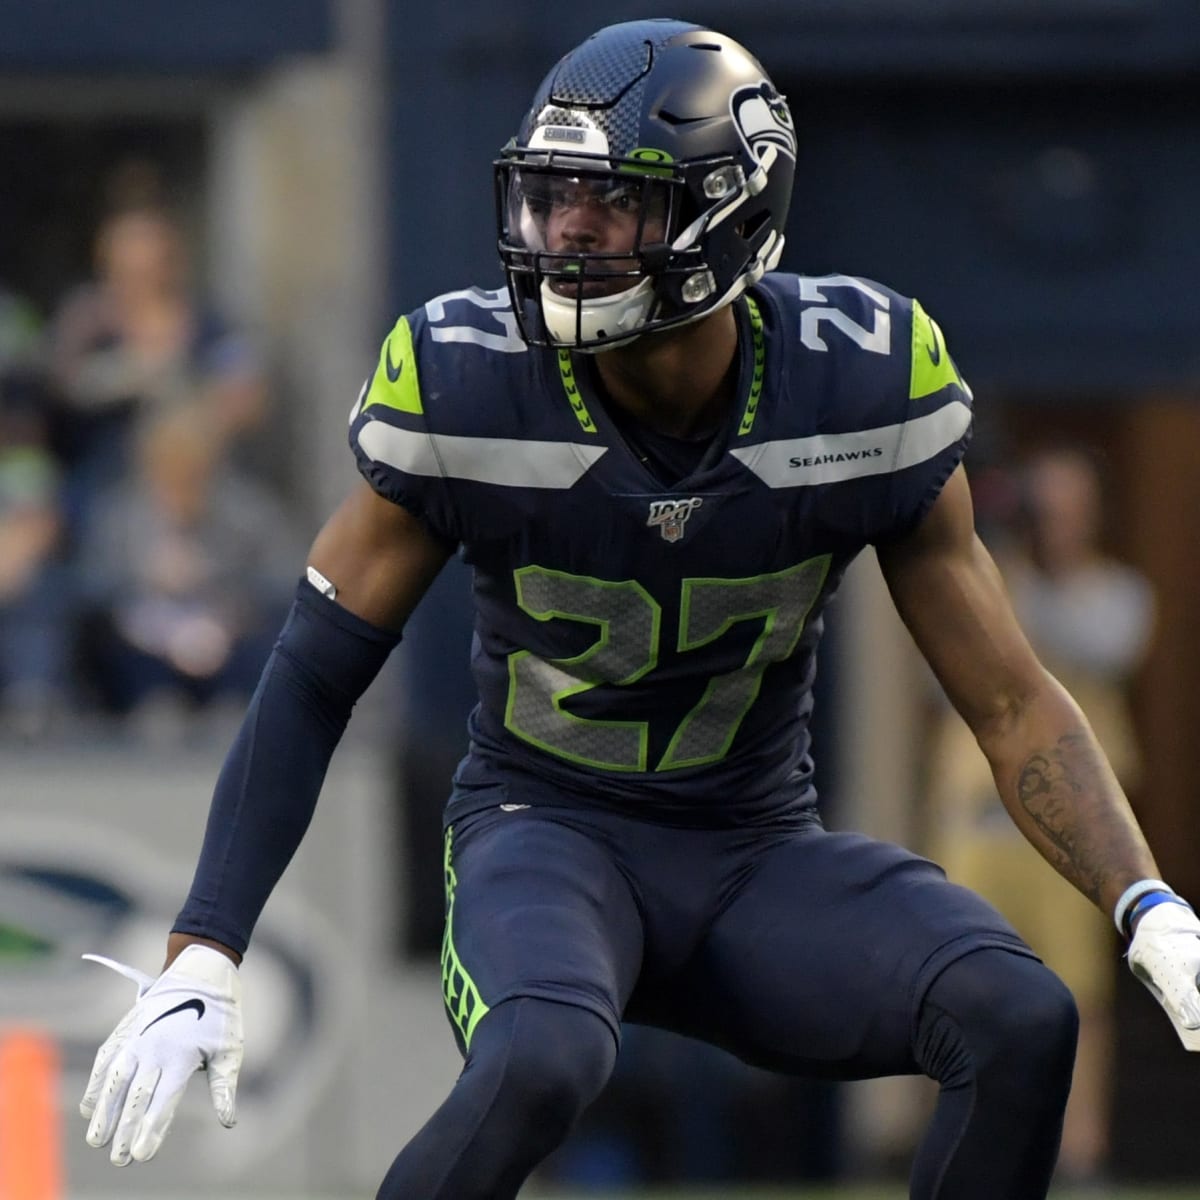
left=441, top=826, right=491, bottom=1048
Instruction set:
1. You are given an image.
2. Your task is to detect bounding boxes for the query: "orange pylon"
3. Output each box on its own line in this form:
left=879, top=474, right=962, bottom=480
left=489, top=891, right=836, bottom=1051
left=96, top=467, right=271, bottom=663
left=0, top=1030, right=61, bottom=1200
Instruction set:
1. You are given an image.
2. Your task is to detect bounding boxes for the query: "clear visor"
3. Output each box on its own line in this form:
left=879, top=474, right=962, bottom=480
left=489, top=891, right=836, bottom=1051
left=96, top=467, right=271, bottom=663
left=503, top=168, right=674, bottom=293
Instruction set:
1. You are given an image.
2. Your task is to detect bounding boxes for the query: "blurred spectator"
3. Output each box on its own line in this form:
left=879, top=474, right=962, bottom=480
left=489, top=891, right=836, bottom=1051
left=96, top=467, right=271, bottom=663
left=49, top=201, right=268, bottom=539
left=0, top=284, right=42, bottom=365
left=76, top=405, right=299, bottom=739
left=0, top=365, right=70, bottom=739
left=923, top=446, right=1154, bottom=1186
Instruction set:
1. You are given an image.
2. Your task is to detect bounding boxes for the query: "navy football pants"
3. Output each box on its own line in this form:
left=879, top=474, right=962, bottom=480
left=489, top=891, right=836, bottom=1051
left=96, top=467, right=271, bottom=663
left=377, top=802, right=1077, bottom=1198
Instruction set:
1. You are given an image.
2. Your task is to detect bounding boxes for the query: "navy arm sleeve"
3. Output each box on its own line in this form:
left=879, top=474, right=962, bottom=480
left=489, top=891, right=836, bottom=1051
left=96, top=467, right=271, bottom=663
left=172, top=579, right=401, bottom=954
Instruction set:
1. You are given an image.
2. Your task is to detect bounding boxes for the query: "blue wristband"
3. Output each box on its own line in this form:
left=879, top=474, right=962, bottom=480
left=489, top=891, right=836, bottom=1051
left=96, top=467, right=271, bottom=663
left=1126, top=891, right=1192, bottom=938
left=1113, top=877, right=1174, bottom=935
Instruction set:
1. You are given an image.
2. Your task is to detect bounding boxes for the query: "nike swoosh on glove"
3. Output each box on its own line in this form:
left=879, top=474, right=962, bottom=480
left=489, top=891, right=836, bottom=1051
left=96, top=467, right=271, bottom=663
left=1127, top=901, right=1200, bottom=1051
left=80, top=944, right=243, bottom=1164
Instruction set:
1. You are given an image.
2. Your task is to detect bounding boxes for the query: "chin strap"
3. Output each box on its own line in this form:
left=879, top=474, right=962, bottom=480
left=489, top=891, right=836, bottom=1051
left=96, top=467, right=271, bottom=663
left=540, top=276, right=658, bottom=349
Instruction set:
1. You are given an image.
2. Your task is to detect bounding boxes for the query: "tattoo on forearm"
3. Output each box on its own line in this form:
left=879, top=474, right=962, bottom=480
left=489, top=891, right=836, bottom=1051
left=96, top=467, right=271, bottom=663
left=1015, top=732, right=1126, bottom=907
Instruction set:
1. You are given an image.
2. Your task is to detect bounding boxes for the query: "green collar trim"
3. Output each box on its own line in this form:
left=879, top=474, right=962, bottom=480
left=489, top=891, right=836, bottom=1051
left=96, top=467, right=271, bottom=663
left=555, top=293, right=764, bottom=438
left=736, top=294, right=766, bottom=437
left=557, top=349, right=598, bottom=434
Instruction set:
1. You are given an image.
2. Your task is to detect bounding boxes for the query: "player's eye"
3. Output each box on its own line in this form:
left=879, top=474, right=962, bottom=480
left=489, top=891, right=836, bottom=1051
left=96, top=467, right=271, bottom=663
left=520, top=180, right=562, bottom=219
left=602, top=185, right=641, bottom=213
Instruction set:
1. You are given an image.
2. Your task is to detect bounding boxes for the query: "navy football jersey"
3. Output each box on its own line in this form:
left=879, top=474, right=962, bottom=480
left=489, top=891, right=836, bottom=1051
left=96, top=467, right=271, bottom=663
left=349, top=273, right=972, bottom=823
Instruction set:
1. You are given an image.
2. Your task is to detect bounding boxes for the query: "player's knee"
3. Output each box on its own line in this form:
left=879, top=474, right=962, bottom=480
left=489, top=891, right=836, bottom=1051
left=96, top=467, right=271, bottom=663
left=1011, top=963, right=1078, bottom=1069
left=479, top=998, right=616, bottom=1130
left=919, top=949, right=1078, bottom=1099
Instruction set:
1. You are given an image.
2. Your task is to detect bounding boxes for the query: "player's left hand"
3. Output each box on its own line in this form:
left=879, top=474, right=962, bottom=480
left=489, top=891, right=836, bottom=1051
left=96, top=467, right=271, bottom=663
left=80, top=945, right=243, bottom=1164
left=1127, top=900, right=1200, bottom=1051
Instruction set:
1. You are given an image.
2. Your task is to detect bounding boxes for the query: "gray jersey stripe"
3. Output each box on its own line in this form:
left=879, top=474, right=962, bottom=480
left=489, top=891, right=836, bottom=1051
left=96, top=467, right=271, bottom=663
left=357, top=420, right=607, bottom=488
left=729, top=399, right=971, bottom=488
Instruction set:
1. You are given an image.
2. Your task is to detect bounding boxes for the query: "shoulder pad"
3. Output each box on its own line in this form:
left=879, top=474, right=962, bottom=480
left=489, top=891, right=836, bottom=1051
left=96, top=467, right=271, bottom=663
left=361, top=313, right=423, bottom=417
left=422, top=286, right=526, bottom=354
left=767, top=271, right=971, bottom=404
left=354, top=286, right=530, bottom=429
left=909, top=298, right=970, bottom=401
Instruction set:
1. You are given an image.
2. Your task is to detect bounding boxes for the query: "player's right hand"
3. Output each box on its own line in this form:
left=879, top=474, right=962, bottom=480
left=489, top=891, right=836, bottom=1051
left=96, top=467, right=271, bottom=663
left=1127, top=900, right=1200, bottom=1052
left=80, top=944, right=243, bottom=1165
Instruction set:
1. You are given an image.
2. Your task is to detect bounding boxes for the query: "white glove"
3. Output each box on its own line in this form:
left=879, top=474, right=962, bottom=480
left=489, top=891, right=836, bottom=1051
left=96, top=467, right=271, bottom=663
left=80, top=944, right=244, bottom=1164
left=1127, top=900, right=1200, bottom=1051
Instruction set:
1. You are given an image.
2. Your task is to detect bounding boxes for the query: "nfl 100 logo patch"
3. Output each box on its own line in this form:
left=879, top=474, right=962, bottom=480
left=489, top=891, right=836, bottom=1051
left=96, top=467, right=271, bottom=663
left=647, top=497, right=703, bottom=543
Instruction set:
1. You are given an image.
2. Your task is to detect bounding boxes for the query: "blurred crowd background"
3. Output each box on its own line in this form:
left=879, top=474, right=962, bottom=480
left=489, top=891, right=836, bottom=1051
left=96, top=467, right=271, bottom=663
left=3, top=1, right=1200, bottom=1196
left=1, top=191, right=295, bottom=743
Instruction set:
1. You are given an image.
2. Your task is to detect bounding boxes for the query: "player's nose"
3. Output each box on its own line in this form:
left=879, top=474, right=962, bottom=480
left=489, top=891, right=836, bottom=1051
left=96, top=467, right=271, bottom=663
left=551, top=200, right=610, bottom=251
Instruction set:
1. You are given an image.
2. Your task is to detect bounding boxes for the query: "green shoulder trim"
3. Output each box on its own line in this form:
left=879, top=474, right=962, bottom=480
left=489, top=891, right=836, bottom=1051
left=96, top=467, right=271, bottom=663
left=364, top=316, right=423, bottom=415
left=910, top=299, right=962, bottom=400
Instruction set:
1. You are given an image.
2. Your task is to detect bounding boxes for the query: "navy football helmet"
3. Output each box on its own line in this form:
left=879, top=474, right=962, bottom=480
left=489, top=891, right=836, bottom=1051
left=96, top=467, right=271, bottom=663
left=495, top=19, right=796, bottom=350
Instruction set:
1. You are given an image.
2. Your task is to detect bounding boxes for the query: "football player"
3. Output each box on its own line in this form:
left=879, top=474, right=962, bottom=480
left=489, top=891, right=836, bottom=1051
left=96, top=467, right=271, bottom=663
left=81, top=20, right=1200, bottom=1199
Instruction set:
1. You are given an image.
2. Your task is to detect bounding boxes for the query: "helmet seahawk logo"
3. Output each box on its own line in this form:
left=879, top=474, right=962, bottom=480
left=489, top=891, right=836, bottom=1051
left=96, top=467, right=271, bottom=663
left=731, top=82, right=797, bottom=163
left=647, top=497, right=702, bottom=543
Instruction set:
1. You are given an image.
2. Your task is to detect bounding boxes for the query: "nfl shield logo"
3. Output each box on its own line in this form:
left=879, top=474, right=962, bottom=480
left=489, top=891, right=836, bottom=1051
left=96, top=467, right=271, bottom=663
left=647, top=497, right=703, bottom=543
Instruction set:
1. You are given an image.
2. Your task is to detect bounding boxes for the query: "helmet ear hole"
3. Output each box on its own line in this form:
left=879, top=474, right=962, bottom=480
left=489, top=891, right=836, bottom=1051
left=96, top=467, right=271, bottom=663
left=740, top=212, right=771, bottom=243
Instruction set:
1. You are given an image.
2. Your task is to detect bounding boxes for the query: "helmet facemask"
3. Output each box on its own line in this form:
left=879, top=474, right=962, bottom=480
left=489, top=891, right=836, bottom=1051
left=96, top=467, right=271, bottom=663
left=496, top=148, right=782, bottom=351
left=498, top=152, right=687, bottom=350
left=494, top=20, right=796, bottom=351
